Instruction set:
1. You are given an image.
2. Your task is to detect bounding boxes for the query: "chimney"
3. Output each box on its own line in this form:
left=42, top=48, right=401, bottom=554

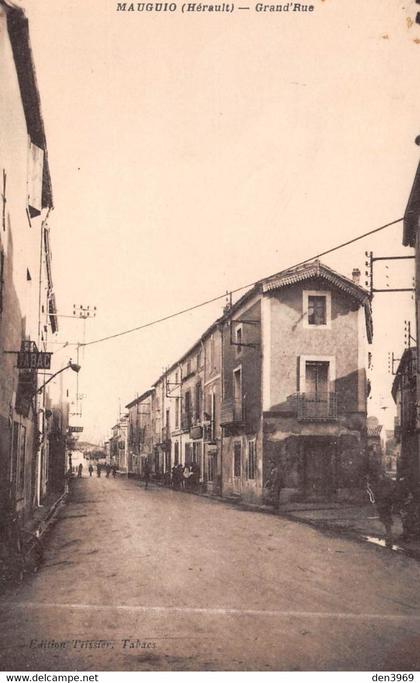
left=352, top=268, right=361, bottom=285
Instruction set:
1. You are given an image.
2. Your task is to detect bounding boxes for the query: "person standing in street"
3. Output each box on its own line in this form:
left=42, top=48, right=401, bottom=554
left=96, top=463, right=102, bottom=478
left=265, top=462, right=284, bottom=511
left=143, top=460, right=151, bottom=489
left=88, top=463, right=94, bottom=477
left=368, top=471, right=395, bottom=547
left=77, top=463, right=83, bottom=478
left=112, top=463, right=117, bottom=478
left=105, top=463, right=111, bottom=478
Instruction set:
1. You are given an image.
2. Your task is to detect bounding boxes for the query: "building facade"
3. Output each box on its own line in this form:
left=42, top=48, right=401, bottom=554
left=392, top=347, right=417, bottom=480
left=0, top=0, right=62, bottom=524
left=118, top=260, right=372, bottom=504
left=221, top=261, right=372, bottom=503
left=126, top=390, right=153, bottom=476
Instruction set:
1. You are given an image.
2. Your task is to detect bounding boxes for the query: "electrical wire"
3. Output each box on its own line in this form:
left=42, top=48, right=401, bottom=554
left=82, top=217, right=404, bottom=349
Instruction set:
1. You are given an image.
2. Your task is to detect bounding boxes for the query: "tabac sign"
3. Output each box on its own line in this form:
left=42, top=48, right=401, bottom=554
left=17, top=350, right=52, bottom=370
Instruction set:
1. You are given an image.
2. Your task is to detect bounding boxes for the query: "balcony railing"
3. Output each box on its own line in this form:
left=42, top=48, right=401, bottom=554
left=220, top=398, right=245, bottom=426
left=297, top=393, right=337, bottom=421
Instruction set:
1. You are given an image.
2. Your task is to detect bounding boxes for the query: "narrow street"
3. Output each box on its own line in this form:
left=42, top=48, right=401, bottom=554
left=1, top=476, right=420, bottom=671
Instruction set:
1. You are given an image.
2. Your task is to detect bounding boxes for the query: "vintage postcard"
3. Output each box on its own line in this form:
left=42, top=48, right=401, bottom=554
left=0, top=0, right=420, bottom=674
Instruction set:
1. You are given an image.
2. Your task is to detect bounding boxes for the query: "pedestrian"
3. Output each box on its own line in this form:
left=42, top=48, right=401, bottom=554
left=105, top=463, right=111, bottom=478
left=143, top=460, right=151, bottom=490
left=368, top=471, right=395, bottom=547
left=394, top=476, right=420, bottom=540
left=112, top=464, right=117, bottom=478
left=183, top=464, right=191, bottom=490
left=88, top=463, right=94, bottom=477
left=77, top=463, right=83, bottom=478
left=265, top=462, right=284, bottom=511
left=96, top=462, right=102, bottom=478
left=191, top=461, right=200, bottom=491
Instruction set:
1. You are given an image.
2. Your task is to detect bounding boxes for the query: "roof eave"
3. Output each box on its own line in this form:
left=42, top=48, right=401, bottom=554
left=3, top=1, right=53, bottom=209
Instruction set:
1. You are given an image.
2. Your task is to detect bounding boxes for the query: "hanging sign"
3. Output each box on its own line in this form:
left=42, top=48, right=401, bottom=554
left=17, top=351, right=52, bottom=370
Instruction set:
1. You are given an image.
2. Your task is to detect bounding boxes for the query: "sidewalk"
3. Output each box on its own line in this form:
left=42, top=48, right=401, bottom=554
left=25, top=489, right=67, bottom=538
left=272, top=501, right=420, bottom=560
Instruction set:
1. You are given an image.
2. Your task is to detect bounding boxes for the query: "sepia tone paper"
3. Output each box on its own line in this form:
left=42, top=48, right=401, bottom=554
left=1, top=0, right=420, bottom=673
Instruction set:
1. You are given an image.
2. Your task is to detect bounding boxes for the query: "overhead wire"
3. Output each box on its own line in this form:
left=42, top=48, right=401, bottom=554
left=81, top=217, right=404, bottom=349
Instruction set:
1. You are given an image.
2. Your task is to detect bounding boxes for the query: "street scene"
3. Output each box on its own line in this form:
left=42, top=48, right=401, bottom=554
left=1, top=0, right=420, bottom=674
left=2, top=475, right=420, bottom=671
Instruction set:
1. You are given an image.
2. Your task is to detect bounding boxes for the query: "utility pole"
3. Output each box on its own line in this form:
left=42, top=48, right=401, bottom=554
left=71, top=304, right=97, bottom=415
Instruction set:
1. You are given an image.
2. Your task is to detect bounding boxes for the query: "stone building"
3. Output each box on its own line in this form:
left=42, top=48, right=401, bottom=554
left=221, top=260, right=372, bottom=503
left=0, top=0, right=62, bottom=522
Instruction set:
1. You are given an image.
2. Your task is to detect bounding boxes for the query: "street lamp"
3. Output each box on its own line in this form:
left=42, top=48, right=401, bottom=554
left=32, top=359, right=81, bottom=396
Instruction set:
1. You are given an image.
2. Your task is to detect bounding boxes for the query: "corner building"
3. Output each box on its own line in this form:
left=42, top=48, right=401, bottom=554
left=221, top=261, right=372, bottom=503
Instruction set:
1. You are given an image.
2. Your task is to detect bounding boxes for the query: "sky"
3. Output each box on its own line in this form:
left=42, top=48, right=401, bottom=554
left=16, top=0, right=420, bottom=442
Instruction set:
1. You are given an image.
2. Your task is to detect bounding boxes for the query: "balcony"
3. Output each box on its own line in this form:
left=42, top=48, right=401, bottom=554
left=220, top=398, right=245, bottom=426
left=297, top=393, right=337, bottom=421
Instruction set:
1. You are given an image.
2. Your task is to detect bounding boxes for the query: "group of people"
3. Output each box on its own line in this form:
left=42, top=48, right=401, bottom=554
left=76, top=462, right=117, bottom=479
left=171, top=462, right=200, bottom=490
left=141, top=461, right=201, bottom=491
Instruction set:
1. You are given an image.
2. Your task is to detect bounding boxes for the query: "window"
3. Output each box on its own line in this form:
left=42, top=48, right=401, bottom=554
left=174, top=441, right=179, bottom=465
left=195, top=381, right=202, bottom=421
left=186, top=359, right=191, bottom=376
left=175, top=397, right=180, bottom=429
left=197, top=350, right=202, bottom=369
left=192, top=441, right=202, bottom=465
left=236, top=326, right=243, bottom=355
left=208, top=453, right=216, bottom=482
left=247, top=440, right=256, bottom=480
left=298, top=358, right=336, bottom=419
left=16, top=424, right=26, bottom=495
left=184, top=391, right=192, bottom=427
left=11, top=421, right=19, bottom=490
left=233, top=368, right=242, bottom=401
left=308, top=296, right=326, bottom=325
left=185, top=442, right=192, bottom=465
left=303, top=290, right=331, bottom=329
left=299, top=355, right=335, bottom=394
left=234, top=442, right=241, bottom=478
left=210, top=334, right=215, bottom=369
left=305, top=361, right=329, bottom=399
left=233, top=367, right=243, bottom=421
left=211, top=391, right=216, bottom=438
